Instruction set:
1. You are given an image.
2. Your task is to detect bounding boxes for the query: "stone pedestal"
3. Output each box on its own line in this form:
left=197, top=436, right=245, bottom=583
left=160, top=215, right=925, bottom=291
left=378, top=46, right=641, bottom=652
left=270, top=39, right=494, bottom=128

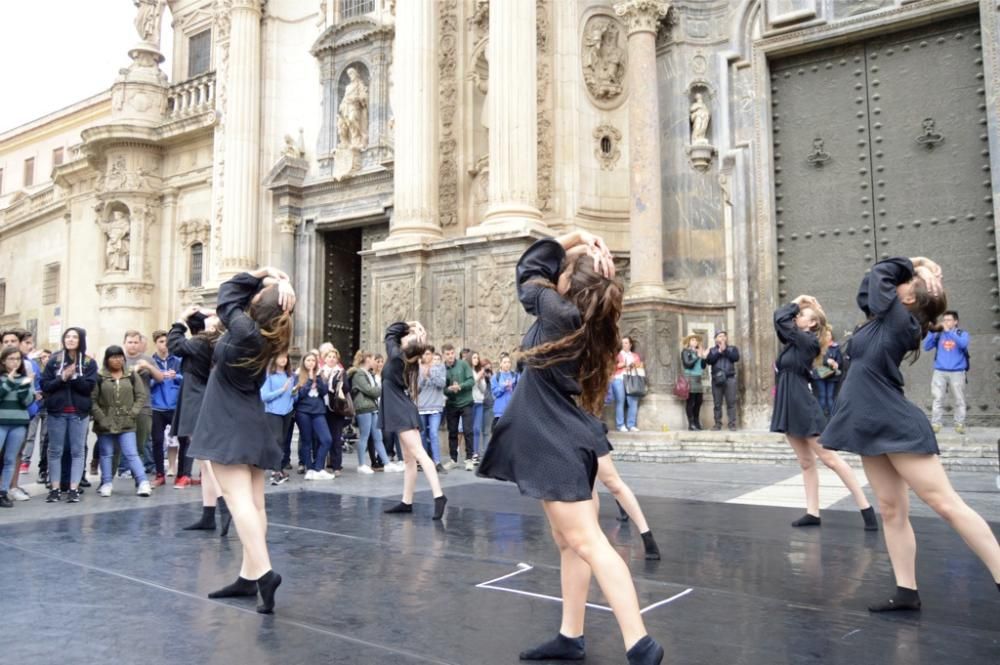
left=109, top=41, right=169, bottom=127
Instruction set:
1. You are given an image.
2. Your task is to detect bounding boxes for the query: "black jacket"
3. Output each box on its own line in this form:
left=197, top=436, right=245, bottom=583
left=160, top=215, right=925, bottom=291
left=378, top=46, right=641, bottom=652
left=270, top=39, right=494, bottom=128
left=705, top=345, right=740, bottom=379
left=41, top=349, right=98, bottom=415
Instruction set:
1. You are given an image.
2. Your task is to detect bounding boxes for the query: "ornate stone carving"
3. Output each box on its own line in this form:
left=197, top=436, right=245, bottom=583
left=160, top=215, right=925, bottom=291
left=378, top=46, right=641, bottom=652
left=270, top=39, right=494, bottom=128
left=582, top=16, right=627, bottom=104
left=275, top=216, right=300, bottom=235
left=690, top=92, right=710, bottom=145
left=535, top=0, right=553, bottom=212
left=433, top=273, right=464, bottom=342
left=476, top=256, right=519, bottom=359
left=338, top=67, right=369, bottom=151
left=613, top=0, right=670, bottom=36
left=438, top=0, right=459, bottom=227
left=178, top=219, right=210, bottom=247
left=133, top=0, right=166, bottom=47
left=211, top=0, right=233, bottom=270
left=379, top=278, right=413, bottom=329
left=100, top=210, right=132, bottom=272
left=593, top=123, right=623, bottom=170
left=468, top=0, right=489, bottom=40
left=282, top=131, right=304, bottom=159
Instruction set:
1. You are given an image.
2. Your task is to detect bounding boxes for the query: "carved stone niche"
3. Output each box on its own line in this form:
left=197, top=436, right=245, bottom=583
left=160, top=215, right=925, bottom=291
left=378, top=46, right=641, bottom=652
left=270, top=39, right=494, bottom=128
left=581, top=13, right=628, bottom=109
left=685, top=81, right=716, bottom=172
left=593, top=123, right=623, bottom=171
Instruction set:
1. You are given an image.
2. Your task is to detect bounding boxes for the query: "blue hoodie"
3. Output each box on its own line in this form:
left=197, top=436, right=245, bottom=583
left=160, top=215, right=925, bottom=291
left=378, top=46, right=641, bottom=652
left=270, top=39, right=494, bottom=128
left=923, top=329, right=970, bottom=372
left=261, top=372, right=295, bottom=416
left=491, top=370, right=519, bottom=418
left=150, top=353, right=183, bottom=411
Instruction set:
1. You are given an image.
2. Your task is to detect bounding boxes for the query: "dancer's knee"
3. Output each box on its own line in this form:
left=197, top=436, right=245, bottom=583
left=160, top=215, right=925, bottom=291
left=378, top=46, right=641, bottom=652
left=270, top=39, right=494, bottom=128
left=876, top=494, right=906, bottom=526
left=920, top=489, right=962, bottom=523
left=796, top=454, right=816, bottom=473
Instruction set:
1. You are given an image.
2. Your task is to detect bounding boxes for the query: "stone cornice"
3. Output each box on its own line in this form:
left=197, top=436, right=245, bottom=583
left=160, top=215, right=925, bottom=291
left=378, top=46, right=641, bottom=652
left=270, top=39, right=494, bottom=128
left=614, top=0, right=671, bottom=35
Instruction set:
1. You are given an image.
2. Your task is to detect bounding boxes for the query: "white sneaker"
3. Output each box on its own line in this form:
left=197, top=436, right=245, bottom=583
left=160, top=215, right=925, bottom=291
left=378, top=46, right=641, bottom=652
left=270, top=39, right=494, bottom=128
left=9, top=487, right=30, bottom=501
left=314, top=469, right=336, bottom=480
left=464, top=459, right=475, bottom=472
left=358, top=465, right=375, bottom=475
left=386, top=461, right=405, bottom=473
left=137, top=481, right=152, bottom=497
left=442, top=460, right=457, bottom=470
left=304, top=469, right=317, bottom=480
left=618, top=426, right=628, bottom=432
left=98, top=484, right=113, bottom=497
left=629, top=427, right=640, bottom=433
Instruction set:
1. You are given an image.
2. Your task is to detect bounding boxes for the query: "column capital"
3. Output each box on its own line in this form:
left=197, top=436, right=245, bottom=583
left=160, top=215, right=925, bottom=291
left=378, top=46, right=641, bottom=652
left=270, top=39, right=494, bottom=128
left=231, top=0, right=263, bottom=13
left=275, top=215, right=300, bottom=235
left=613, top=0, right=669, bottom=36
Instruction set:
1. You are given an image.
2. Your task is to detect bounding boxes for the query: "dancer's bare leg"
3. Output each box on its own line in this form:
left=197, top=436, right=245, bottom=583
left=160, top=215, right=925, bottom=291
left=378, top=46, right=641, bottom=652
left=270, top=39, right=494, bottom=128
left=543, top=500, right=647, bottom=650
left=863, top=456, right=915, bottom=588
left=552, top=527, right=591, bottom=638
left=889, top=453, right=1000, bottom=583
left=786, top=435, right=819, bottom=516
left=200, top=459, right=221, bottom=507
left=399, top=429, right=442, bottom=501
left=213, top=463, right=272, bottom=579
left=598, top=456, right=650, bottom=532
left=812, top=438, right=870, bottom=509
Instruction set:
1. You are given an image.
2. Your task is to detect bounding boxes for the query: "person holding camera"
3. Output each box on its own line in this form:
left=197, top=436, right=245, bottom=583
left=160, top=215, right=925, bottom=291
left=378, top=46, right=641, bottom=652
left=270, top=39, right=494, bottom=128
left=705, top=331, right=740, bottom=430
left=923, top=310, right=969, bottom=434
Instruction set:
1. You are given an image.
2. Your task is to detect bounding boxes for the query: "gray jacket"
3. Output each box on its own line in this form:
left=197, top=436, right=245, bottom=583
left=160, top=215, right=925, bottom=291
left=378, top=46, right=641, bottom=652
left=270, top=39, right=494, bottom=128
left=416, top=362, right=446, bottom=413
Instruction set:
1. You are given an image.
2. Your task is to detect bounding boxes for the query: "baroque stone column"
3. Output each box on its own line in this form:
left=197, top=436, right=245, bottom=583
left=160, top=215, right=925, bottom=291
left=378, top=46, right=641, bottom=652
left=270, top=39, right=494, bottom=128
left=615, top=0, right=670, bottom=301
left=219, top=0, right=262, bottom=276
left=384, top=0, right=441, bottom=244
left=469, top=0, right=545, bottom=236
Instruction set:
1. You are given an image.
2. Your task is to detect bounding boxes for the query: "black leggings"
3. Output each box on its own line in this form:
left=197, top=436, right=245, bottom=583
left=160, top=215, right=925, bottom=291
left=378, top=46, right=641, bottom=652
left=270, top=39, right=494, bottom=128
left=151, top=410, right=175, bottom=477
left=685, top=392, right=704, bottom=428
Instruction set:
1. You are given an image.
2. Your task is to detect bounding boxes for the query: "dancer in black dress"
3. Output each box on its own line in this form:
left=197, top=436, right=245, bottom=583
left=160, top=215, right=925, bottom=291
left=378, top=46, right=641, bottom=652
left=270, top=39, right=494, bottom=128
left=170, top=307, right=229, bottom=533
left=771, top=296, right=877, bottom=530
left=822, top=257, right=1000, bottom=610
left=189, top=268, right=295, bottom=614
left=478, top=232, right=663, bottom=665
left=381, top=321, right=447, bottom=520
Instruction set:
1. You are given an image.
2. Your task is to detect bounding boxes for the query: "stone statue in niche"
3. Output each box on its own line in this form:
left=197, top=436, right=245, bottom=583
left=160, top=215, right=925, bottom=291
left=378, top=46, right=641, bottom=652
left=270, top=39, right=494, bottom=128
left=338, top=67, right=369, bottom=151
left=101, top=210, right=132, bottom=272
left=582, top=18, right=626, bottom=102
left=690, top=92, right=711, bottom=145
left=133, top=0, right=165, bottom=47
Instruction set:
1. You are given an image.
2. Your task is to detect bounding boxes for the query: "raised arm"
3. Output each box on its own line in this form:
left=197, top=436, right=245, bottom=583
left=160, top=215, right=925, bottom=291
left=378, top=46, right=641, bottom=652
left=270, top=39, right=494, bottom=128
left=857, top=257, right=914, bottom=319
left=384, top=321, right=410, bottom=360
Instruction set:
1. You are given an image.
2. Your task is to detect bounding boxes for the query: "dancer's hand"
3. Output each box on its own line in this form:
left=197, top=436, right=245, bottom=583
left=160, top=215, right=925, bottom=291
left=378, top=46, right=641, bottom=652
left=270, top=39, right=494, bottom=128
left=277, top=280, right=296, bottom=312
left=913, top=266, right=942, bottom=297
left=179, top=304, right=200, bottom=321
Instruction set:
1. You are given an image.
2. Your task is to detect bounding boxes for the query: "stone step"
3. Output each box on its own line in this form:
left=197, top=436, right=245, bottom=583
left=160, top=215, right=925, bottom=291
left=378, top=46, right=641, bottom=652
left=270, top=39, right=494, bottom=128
left=611, top=449, right=997, bottom=471
left=612, top=440, right=996, bottom=458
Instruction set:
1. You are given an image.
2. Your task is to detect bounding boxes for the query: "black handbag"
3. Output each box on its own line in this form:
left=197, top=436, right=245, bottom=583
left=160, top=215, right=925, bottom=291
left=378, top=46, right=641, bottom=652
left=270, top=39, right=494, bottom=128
left=623, top=369, right=647, bottom=397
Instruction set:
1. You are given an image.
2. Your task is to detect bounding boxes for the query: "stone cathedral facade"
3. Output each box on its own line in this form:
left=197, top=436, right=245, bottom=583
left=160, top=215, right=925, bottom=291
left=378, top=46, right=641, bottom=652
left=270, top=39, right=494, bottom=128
left=1, top=0, right=998, bottom=429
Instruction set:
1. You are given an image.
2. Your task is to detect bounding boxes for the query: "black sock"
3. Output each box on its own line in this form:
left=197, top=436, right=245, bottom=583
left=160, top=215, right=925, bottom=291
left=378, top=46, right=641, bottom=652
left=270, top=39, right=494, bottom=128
left=626, top=636, right=664, bottom=665
left=791, top=513, right=821, bottom=527
left=519, top=633, right=585, bottom=661
left=433, top=495, right=448, bottom=520
left=184, top=506, right=217, bottom=531
left=385, top=501, right=413, bottom=514
left=868, top=586, right=921, bottom=612
left=616, top=501, right=630, bottom=522
left=218, top=498, right=232, bottom=537
left=207, top=576, right=257, bottom=599
left=256, top=570, right=282, bottom=614
left=641, top=530, right=661, bottom=561
left=861, top=506, right=879, bottom=531
left=996, top=582, right=999, bottom=593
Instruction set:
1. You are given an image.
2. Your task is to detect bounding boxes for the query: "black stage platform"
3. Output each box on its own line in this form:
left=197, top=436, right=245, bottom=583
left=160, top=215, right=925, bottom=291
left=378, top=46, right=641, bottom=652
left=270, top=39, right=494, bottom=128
left=1, top=485, right=997, bottom=664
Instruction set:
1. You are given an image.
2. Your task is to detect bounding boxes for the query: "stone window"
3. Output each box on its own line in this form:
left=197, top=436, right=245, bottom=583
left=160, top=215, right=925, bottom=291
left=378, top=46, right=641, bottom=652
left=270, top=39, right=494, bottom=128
left=0, top=280, right=5, bottom=315
left=23, top=158, right=34, bottom=188
left=187, top=29, right=212, bottom=79
left=340, top=0, right=374, bottom=20
left=42, top=263, right=59, bottom=306
left=189, top=242, right=204, bottom=288
left=52, top=147, right=64, bottom=167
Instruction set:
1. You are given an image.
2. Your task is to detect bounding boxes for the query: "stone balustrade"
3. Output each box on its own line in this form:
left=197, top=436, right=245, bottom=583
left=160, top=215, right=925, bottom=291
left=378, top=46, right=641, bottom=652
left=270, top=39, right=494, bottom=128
left=166, top=71, right=216, bottom=120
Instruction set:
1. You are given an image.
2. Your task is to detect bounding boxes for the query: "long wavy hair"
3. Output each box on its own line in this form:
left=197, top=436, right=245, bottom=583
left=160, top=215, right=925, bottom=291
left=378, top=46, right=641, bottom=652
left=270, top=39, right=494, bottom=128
left=903, top=280, right=947, bottom=362
left=296, top=351, right=319, bottom=391
left=520, top=252, right=624, bottom=415
left=402, top=336, right=431, bottom=402
left=234, top=284, right=293, bottom=374
left=814, top=324, right=834, bottom=368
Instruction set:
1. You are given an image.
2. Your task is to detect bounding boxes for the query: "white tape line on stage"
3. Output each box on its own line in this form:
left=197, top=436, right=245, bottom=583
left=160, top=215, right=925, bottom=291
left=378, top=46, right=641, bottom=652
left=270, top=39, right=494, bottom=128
left=477, top=562, right=694, bottom=615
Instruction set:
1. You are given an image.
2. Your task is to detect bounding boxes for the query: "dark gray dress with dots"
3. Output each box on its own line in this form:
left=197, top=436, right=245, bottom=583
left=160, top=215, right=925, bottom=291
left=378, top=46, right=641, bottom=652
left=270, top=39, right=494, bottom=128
left=769, top=303, right=827, bottom=438
left=379, top=321, right=423, bottom=435
left=477, top=239, right=607, bottom=502
left=821, top=257, right=940, bottom=456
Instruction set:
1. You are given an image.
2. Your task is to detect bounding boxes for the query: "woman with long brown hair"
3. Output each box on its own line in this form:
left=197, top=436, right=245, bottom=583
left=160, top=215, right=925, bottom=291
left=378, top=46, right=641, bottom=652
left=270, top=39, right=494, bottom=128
left=189, top=267, right=295, bottom=614
left=822, top=257, right=1000, bottom=610
left=771, top=295, right=877, bottom=529
left=478, top=232, right=663, bottom=665
left=381, top=321, right=447, bottom=519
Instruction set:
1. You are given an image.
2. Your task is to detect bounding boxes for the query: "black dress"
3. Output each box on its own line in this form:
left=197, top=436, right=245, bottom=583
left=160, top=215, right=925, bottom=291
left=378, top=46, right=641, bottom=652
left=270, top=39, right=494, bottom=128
left=821, top=258, right=939, bottom=456
left=167, top=322, right=213, bottom=438
left=379, top=322, right=423, bottom=434
left=188, top=273, right=283, bottom=469
left=477, top=239, right=606, bottom=502
left=769, top=303, right=827, bottom=437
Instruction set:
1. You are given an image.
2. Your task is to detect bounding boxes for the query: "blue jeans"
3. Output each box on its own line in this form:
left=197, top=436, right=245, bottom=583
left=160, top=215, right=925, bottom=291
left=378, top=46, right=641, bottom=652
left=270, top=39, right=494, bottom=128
left=420, top=411, right=442, bottom=463
left=98, top=432, right=147, bottom=487
left=0, top=425, right=27, bottom=492
left=815, top=380, right=837, bottom=415
left=47, top=414, right=88, bottom=489
left=612, top=377, right=639, bottom=429
left=472, top=402, right=484, bottom=456
left=356, top=411, right=390, bottom=466
left=296, top=412, right=332, bottom=471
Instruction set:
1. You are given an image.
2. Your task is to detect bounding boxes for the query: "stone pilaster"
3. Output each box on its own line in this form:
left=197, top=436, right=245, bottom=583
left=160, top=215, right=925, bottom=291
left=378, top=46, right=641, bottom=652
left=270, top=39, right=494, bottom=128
left=468, top=0, right=545, bottom=237
left=159, top=188, right=179, bottom=317
left=219, top=0, right=262, bottom=277
left=615, top=0, right=670, bottom=301
left=382, top=0, right=441, bottom=245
